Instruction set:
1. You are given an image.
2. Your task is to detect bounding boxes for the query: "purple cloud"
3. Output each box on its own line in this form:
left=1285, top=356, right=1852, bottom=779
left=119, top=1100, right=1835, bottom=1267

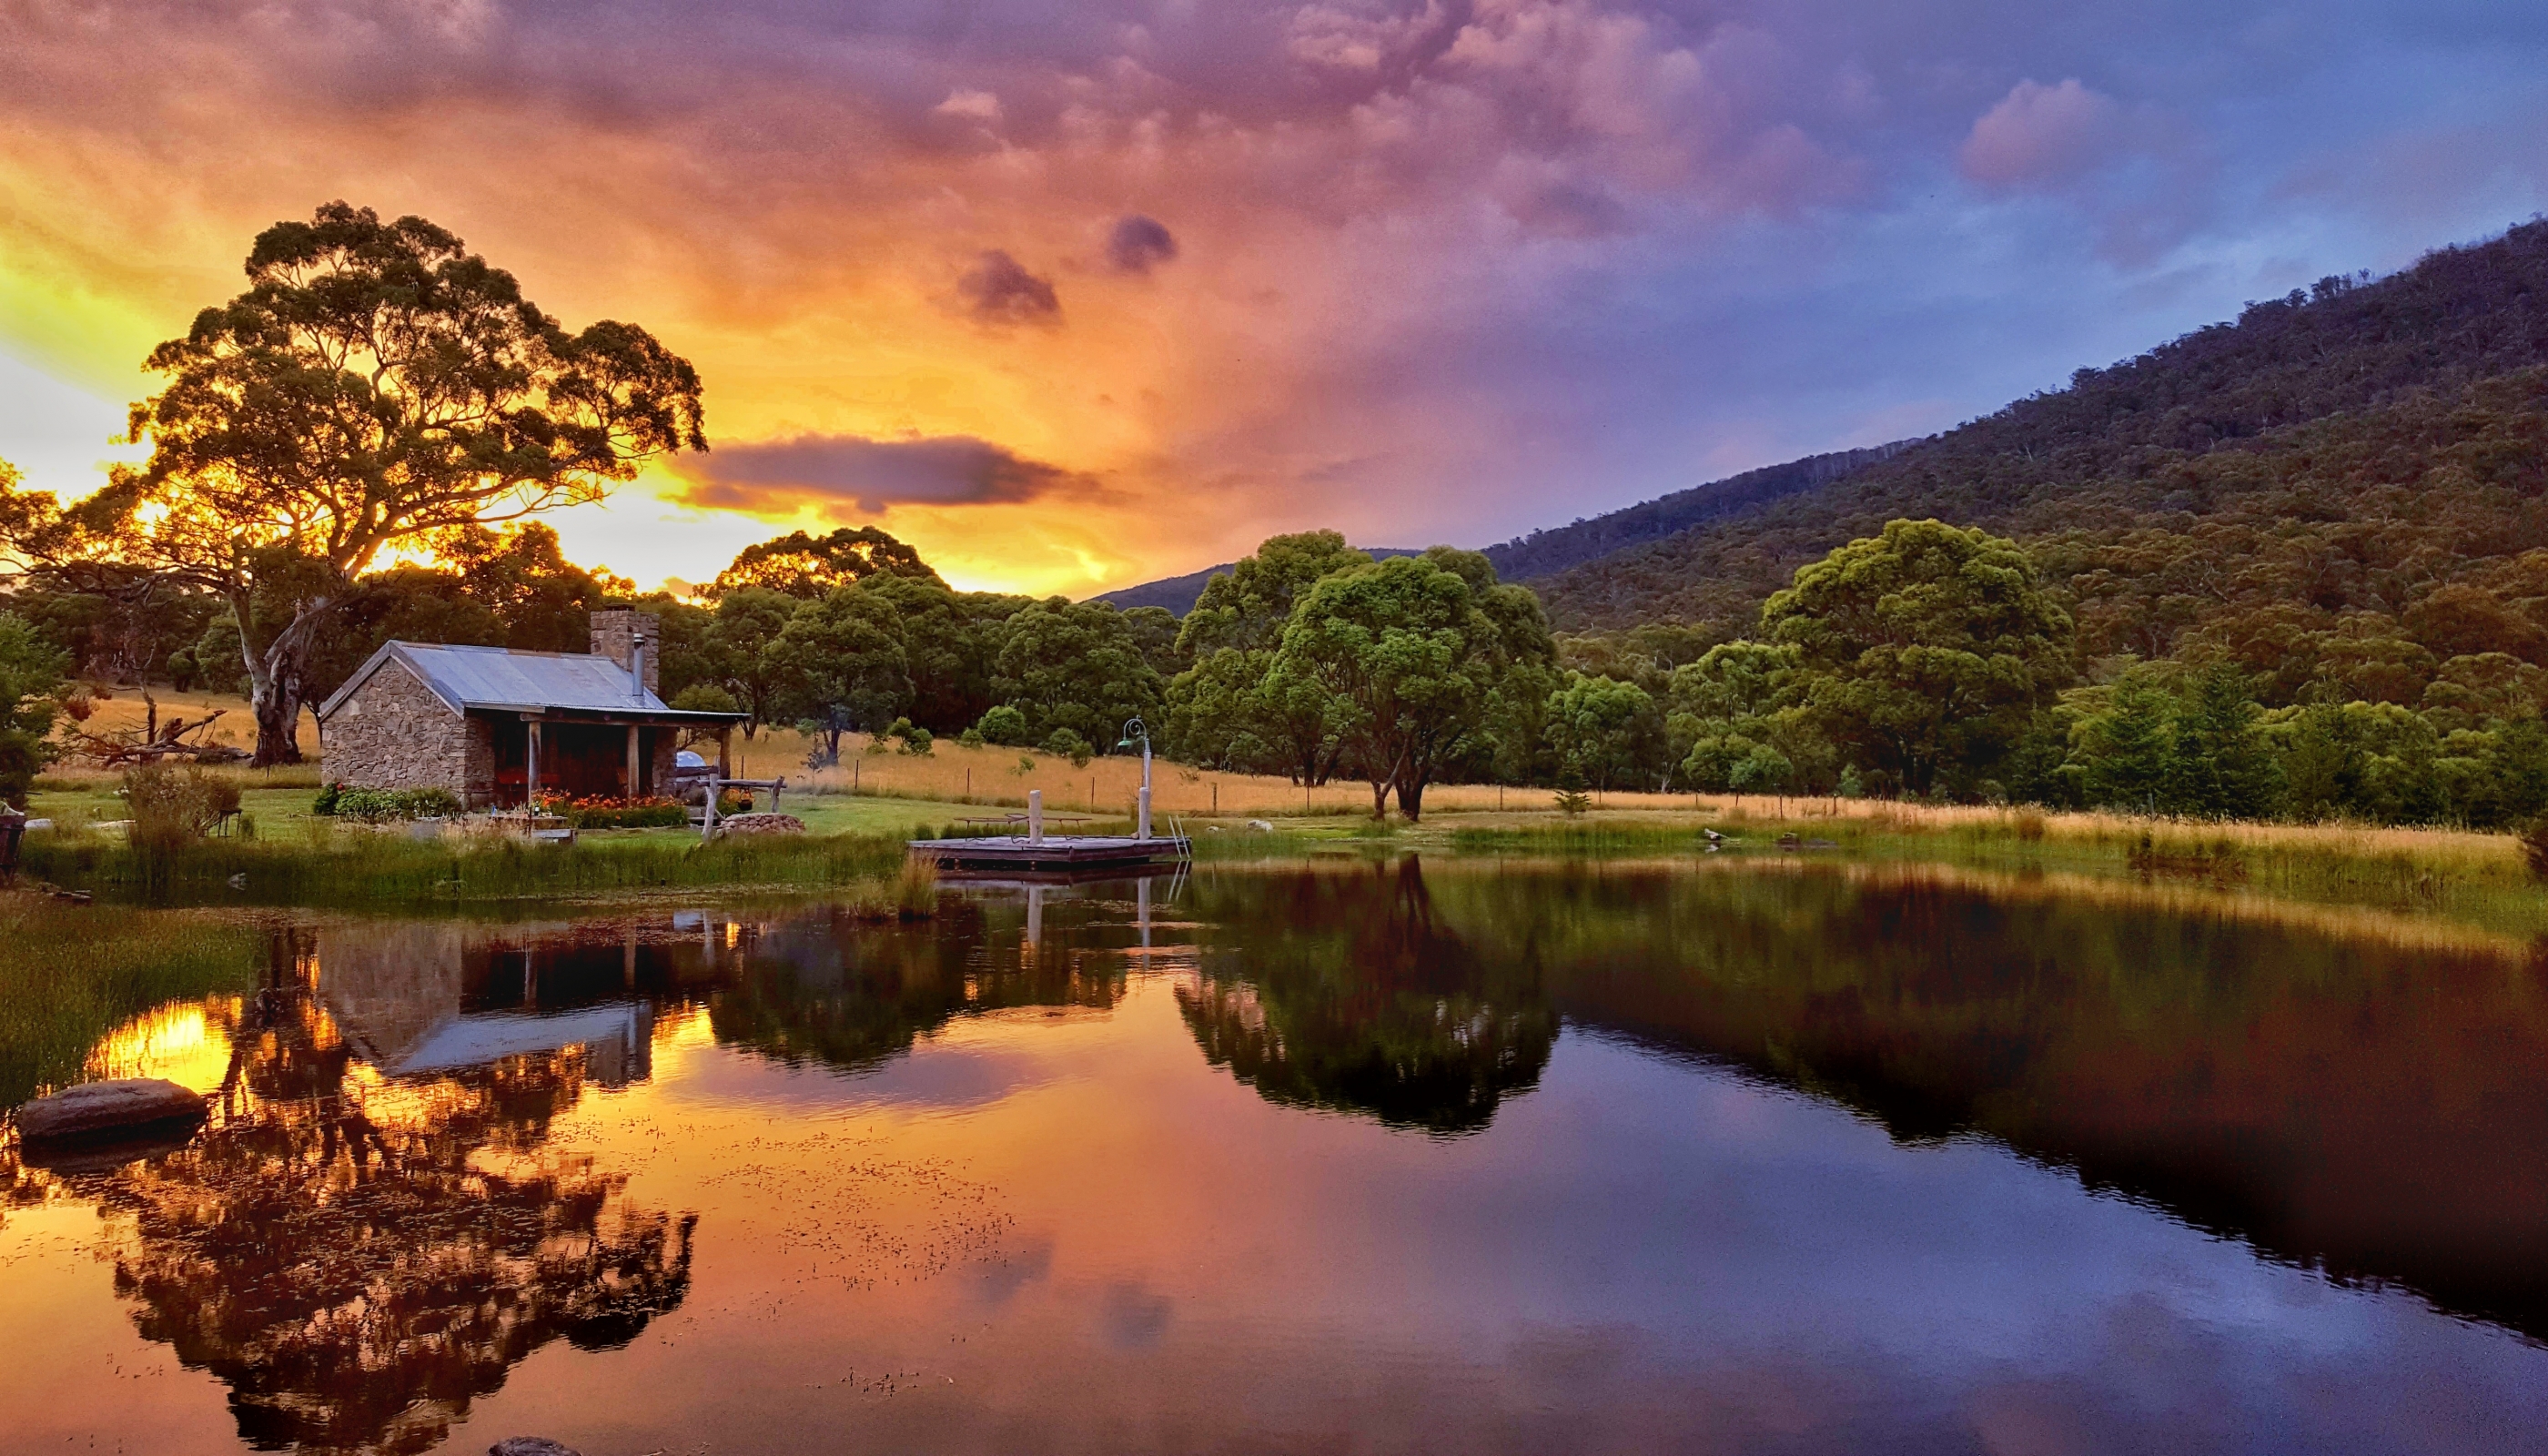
left=1107, top=214, right=1178, bottom=274
left=957, top=250, right=1061, bottom=326
left=672, top=434, right=1092, bottom=515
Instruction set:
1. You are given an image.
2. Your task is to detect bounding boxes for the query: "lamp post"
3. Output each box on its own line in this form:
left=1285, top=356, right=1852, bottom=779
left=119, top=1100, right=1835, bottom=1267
left=1117, top=716, right=1154, bottom=841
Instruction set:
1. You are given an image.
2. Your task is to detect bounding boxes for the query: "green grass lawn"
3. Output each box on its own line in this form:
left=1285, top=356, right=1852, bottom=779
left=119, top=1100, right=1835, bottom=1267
left=25, top=783, right=994, bottom=842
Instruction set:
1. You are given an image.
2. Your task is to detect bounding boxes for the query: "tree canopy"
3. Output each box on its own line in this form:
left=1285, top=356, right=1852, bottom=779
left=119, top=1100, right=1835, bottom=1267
left=766, top=586, right=910, bottom=763
left=0, top=608, right=69, bottom=806
left=1269, top=548, right=1553, bottom=819
left=709, top=527, right=943, bottom=599
left=1762, top=521, right=2075, bottom=794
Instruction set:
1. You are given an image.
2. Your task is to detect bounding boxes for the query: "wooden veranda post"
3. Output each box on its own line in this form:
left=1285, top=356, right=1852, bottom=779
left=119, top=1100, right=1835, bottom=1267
left=526, top=716, right=542, bottom=808
left=625, top=724, right=642, bottom=796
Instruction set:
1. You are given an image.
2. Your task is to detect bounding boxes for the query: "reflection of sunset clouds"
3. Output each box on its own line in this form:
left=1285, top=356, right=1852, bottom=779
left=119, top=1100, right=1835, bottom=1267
left=83, top=998, right=238, bottom=1095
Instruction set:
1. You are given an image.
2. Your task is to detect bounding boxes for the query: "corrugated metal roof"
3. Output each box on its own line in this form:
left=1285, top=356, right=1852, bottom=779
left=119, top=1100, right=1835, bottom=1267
left=318, top=642, right=742, bottom=720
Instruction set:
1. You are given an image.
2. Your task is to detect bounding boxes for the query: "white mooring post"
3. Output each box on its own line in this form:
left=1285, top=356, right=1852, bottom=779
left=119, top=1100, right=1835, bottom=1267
left=1027, top=789, right=1045, bottom=844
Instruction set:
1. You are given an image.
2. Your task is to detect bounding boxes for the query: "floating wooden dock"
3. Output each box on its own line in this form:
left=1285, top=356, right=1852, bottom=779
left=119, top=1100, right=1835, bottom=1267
left=909, top=834, right=1192, bottom=871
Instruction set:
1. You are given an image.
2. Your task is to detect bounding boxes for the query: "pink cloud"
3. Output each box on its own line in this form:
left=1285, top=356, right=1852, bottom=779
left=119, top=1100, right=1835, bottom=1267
left=1958, top=77, right=2121, bottom=188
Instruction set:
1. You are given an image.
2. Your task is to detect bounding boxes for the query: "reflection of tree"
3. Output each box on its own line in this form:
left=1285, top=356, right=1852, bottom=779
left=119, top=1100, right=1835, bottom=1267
left=709, top=901, right=1121, bottom=1074
left=87, top=933, right=694, bottom=1456
left=1176, top=858, right=1555, bottom=1135
left=1453, top=861, right=2548, bottom=1343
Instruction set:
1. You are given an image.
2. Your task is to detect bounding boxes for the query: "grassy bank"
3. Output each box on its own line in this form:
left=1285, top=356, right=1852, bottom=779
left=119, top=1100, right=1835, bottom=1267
left=19, top=825, right=915, bottom=905
left=1188, top=799, right=2548, bottom=935
left=0, top=894, right=270, bottom=1107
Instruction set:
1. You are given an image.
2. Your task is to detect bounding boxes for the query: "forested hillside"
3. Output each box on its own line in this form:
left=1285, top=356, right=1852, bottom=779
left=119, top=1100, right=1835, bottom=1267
left=1482, top=441, right=1911, bottom=581
left=1538, top=217, right=2548, bottom=635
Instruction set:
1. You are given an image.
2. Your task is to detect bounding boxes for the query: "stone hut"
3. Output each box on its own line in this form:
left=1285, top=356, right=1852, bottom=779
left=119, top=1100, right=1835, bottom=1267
left=317, top=609, right=745, bottom=808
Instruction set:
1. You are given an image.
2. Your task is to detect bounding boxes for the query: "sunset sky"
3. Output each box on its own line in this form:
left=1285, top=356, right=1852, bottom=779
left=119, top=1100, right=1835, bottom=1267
left=4, top=0, right=2545, bottom=597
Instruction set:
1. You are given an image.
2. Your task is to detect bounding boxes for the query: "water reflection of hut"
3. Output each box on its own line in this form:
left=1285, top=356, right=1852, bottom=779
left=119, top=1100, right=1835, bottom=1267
left=70, top=927, right=698, bottom=1456
left=318, top=922, right=653, bottom=1086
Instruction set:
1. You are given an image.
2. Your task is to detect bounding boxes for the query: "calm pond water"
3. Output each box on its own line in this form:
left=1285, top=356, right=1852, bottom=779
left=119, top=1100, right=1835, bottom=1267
left=5, top=856, right=2547, bottom=1455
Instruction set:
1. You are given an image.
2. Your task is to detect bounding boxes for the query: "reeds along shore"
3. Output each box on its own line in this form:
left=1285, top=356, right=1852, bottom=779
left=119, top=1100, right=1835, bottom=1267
left=16, top=824, right=914, bottom=904
left=0, top=895, right=268, bottom=1106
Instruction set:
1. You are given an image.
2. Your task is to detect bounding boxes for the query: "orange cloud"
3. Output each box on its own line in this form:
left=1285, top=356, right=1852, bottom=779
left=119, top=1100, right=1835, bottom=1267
left=0, top=0, right=1877, bottom=596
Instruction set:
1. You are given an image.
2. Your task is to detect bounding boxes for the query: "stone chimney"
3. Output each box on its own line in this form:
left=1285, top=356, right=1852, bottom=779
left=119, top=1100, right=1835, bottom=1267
left=589, top=608, right=660, bottom=695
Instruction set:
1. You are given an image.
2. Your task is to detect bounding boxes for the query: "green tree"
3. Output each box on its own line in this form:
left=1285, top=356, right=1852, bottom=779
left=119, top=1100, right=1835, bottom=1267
left=705, top=587, right=799, bottom=738
left=1167, top=646, right=1352, bottom=785
left=1543, top=672, right=1655, bottom=792
left=2069, top=659, right=2290, bottom=823
left=1764, top=520, right=2075, bottom=795
left=994, top=600, right=1164, bottom=747
left=2073, top=672, right=2174, bottom=813
left=1177, top=531, right=1372, bottom=657
left=855, top=573, right=1031, bottom=732
left=0, top=611, right=71, bottom=806
left=2164, top=663, right=2282, bottom=819
left=1663, top=641, right=1816, bottom=792
left=0, top=202, right=704, bottom=764
left=1269, top=548, right=1553, bottom=820
left=767, top=588, right=910, bottom=764
left=1165, top=531, right=1373, bottom=784
left=1123, top=605, right=1188, bottom=680
left=2277, top=702, right=2363, bottom=822
left=709, top=526, right=943, bottom=598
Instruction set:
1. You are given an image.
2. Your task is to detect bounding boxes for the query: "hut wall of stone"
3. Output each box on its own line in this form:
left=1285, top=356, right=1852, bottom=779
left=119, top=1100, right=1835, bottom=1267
left=318, top=662, right=473, bottom=800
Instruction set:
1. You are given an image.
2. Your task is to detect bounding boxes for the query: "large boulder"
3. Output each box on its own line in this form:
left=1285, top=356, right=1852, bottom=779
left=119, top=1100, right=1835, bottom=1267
left=15, top=1077, right=206, bottom=1146
left=490, top=1441, right=582, bottom=1456
left=719, top=813, right=806, bottom=836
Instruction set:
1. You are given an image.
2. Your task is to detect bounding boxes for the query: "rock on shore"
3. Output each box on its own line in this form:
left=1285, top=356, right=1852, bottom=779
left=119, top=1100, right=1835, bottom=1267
left=14, top=1078, right=207, bottom=1145
left=719, top=813, right=806, bottom=835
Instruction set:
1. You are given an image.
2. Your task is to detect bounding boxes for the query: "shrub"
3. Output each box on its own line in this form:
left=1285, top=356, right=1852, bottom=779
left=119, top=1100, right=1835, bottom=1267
left=670, top=682, right=741, bottom=714
left=976, top=705, right=1031, bottom=746
left=2523, top=814, right=2548, bottom=882
left=123, top=762, right=242, bottom=853
left=332, top=786, right=464, bottom=823
left=899, top=726, right=934, bottom=756
left=1043, top=726, right=1093, bottom=767
left=957, top=727, right=986, bottom=750
left=312, top=780, right=344, bottom=815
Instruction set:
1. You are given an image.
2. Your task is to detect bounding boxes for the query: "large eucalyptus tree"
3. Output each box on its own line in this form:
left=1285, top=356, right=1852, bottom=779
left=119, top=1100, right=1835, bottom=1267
left=0, top=202, right=705, bottom=763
